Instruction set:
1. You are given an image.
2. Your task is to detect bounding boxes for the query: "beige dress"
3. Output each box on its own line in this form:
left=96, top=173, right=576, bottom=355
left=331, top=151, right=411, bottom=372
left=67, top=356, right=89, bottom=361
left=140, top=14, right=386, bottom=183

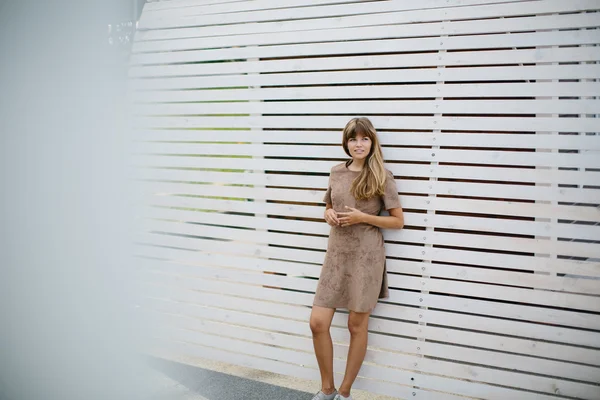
left=313, top=162, right=401, bottom=313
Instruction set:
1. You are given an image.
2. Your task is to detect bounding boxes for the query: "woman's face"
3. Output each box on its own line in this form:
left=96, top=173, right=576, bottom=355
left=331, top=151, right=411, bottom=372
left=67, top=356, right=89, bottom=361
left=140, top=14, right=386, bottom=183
left=347, top=131, right=372, bottom=161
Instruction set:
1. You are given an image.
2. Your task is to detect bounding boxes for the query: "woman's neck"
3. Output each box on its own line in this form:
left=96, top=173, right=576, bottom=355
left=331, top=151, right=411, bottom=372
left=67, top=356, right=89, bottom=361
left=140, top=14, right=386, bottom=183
left=348, top=158, right=366, bottom=171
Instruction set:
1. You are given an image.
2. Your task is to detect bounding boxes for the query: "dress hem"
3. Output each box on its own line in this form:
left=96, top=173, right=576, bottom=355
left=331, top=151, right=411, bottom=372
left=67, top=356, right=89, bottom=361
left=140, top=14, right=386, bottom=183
left=312, top=300, right=379, bottom=314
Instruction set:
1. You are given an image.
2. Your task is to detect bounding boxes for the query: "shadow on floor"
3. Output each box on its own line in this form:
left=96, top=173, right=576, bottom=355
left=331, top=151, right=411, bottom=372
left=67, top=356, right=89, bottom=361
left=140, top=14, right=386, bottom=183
left=148, top=357, right=313, bottom=400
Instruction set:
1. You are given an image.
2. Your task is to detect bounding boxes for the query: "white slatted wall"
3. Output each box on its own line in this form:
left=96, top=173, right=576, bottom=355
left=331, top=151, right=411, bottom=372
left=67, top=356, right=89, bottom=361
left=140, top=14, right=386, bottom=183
left=129, top=1, right=600, bottom=398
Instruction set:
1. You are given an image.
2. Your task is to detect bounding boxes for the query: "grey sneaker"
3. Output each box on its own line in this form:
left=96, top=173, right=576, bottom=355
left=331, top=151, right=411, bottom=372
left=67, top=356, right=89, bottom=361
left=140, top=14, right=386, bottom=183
left=333, top=394, right=353, bottom=400
left=311, top=390, right=338, bottom=400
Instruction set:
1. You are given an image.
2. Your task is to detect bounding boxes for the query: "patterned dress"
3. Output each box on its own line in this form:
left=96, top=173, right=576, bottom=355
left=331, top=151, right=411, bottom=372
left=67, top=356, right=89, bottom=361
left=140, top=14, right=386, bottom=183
left=313, top=162, right=401, bottom=313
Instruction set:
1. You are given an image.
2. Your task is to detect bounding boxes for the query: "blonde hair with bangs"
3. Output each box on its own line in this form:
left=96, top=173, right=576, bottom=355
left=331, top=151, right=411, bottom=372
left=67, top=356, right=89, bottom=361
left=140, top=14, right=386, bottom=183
left=342, top=117, right=387, bottom=200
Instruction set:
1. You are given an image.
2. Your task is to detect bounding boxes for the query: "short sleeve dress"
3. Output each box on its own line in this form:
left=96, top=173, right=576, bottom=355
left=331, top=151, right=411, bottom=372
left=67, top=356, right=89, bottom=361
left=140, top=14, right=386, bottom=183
left=313, top=162, right=401, bottom=313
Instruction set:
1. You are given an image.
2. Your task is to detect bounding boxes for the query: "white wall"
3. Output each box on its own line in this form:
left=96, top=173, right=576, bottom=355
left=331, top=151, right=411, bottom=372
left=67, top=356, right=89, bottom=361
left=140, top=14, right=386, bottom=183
left=129, top=1, right=600, bottom=398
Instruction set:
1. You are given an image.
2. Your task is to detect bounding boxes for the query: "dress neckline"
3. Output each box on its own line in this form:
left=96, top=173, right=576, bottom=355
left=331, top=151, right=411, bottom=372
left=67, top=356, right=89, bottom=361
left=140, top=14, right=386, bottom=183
left=345, top=162, right=363, bottom=173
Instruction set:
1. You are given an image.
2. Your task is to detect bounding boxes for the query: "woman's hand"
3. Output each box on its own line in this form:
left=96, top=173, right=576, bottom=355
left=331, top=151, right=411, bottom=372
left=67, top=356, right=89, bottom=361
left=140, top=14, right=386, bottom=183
left=324, top=208, right=340, bottom=226
left=337, top=206, right=366, bottom=227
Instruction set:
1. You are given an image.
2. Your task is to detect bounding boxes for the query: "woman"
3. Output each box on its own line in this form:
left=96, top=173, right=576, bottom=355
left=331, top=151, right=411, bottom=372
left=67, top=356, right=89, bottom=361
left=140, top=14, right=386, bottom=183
left=310, top=117, right=404, bottom=400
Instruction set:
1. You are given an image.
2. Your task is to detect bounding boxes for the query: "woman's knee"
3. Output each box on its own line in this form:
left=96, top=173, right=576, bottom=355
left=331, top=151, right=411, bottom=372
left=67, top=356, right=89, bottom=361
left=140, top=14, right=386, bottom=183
left=347, top=313, right=369, bottom=335
left=310, top=315, right=331, bottom=334
left=310, top=306, right=334, bottom=334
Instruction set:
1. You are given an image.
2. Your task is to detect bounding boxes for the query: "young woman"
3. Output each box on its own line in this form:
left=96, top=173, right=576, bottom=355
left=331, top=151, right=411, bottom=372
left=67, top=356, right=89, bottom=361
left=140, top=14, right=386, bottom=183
left=310, top=117, right=404, bottom=400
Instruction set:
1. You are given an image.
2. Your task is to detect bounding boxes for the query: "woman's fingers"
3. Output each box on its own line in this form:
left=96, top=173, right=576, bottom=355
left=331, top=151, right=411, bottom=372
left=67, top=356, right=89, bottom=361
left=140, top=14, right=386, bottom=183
left=325, top=214, right=337, bottom=226
left=326, top=210, right=339, bottom=225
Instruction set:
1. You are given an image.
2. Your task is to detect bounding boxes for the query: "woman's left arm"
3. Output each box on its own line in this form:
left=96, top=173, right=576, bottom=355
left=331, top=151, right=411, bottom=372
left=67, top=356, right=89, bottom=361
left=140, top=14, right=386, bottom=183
left=338, top=206, right=404, bottom=229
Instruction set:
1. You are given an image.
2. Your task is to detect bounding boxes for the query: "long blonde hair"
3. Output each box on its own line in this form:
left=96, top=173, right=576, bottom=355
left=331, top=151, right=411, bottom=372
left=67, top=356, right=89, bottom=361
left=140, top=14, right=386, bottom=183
left=342, top=117, right=387, bottom=200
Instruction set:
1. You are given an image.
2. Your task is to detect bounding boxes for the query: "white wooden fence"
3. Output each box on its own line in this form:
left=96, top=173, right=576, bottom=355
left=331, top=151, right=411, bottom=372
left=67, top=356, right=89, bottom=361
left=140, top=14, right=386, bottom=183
left=129, top=1, right=600, bottom=398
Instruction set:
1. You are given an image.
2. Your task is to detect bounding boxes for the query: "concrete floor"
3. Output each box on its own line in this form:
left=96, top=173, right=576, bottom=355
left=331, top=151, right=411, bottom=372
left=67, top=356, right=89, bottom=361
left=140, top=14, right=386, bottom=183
left=148, top=357, right=311, bottom=400
left=147, top=354, right=399, bottom=400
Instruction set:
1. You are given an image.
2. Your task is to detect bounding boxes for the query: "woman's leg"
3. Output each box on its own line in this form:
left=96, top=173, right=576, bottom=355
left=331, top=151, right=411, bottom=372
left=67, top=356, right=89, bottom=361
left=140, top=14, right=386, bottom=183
left=338, top=311, right=370, bottom=397
left=309, top=305, right=337, bottom=394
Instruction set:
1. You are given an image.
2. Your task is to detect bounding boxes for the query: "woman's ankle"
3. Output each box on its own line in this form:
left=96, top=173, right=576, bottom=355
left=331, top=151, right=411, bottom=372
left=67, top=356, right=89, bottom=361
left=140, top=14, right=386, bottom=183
left=321, top=386, right=336, bottom=395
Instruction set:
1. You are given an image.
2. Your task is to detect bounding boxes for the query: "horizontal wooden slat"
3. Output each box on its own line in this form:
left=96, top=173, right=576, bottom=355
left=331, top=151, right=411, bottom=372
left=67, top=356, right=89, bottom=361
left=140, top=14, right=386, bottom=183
left=135, top=115, right=600, bottom=134
left=132, top=166, right=600, bottom=196
left=129, top=47, right=600, bottom=77
left=133, top=179, right=600, bottom=214
left=131, top=177, right=600, bottom=224
left=130, top=29, right=600, bottom=66
left=143, top=0, right=368, bottom=13
left=143, top=0, right=524, bottom=18
left=135, top=13, right=600, bottom=54
left=132, top=129, right=600, bottom=151
left=132, top=14, right=595, bottom=60
left=130, top=83, right=600, bottom=102
left=143, top=0, right=522, bottom=15
left=133, top=143, right=600, bottom=169
left=138, top=188, right=600, bottom=225
left=139, top=0, right=599, bottom=31
left=133, top=99, right=600, bottom=116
